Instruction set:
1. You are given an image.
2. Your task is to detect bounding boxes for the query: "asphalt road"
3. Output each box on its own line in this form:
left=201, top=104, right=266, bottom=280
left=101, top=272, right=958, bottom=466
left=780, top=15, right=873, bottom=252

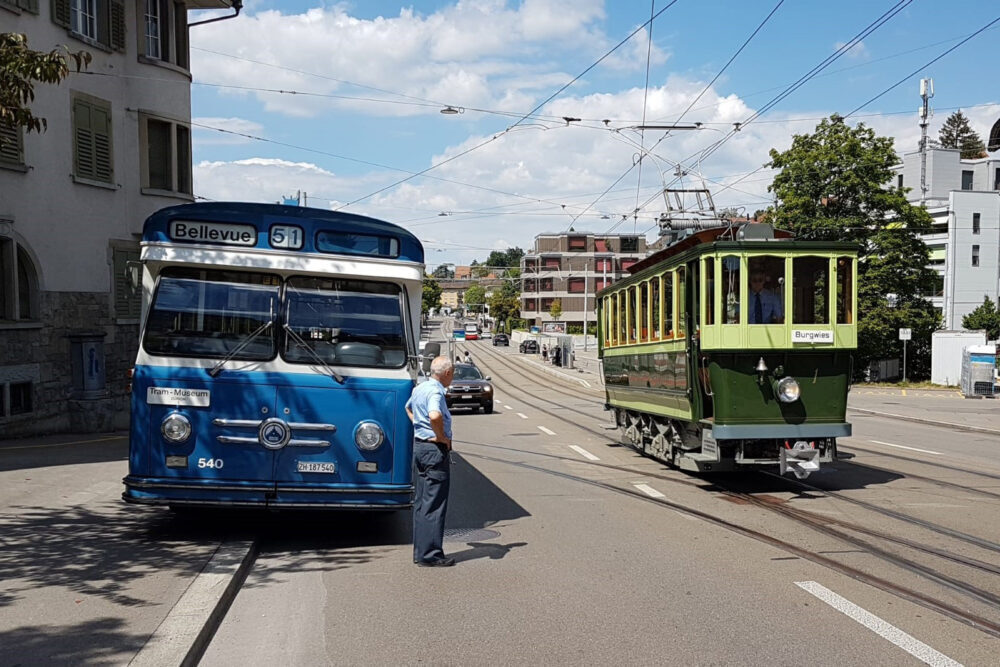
left=2, top=330, right=999, bottom=665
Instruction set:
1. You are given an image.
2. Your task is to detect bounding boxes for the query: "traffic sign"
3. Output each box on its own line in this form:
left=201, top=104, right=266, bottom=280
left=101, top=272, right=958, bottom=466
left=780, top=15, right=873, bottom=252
left=899, top=328, right=912, bottom=341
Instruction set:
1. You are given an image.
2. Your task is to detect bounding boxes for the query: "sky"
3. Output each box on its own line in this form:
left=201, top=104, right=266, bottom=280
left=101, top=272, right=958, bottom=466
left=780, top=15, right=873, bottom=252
left=186, top=0, right=1000, bottom=270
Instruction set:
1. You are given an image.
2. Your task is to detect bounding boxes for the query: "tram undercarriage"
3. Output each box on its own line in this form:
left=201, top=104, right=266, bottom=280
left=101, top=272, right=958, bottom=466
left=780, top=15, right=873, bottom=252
left=613, top=408, right=836, bottom=478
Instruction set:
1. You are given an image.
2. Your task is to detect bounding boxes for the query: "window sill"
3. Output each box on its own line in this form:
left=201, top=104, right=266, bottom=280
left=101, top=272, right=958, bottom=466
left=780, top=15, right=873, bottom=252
left=0, top=162, right=28, bottom=173
left=73, top=174, right=118, bottom=190
left=115, top=318, right=140, bottom=325
left=67, top=30, right=113, bottom=53
left=141, top=187, right=194, bottom=200
left=0, top=320, right=43, bottom=330
left=137, top=56, right=192, bottom=79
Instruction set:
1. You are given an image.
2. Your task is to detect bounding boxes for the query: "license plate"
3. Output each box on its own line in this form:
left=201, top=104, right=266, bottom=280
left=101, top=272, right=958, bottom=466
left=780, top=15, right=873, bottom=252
left=297, top=461, right=335, bottom=473
left=462, top=394, right=472, bottom=399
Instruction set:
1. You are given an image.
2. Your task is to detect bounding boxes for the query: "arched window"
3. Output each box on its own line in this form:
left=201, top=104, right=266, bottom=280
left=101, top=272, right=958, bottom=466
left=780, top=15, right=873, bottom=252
left=0, top=232, right=40, bottom=322
left=989, top=117, right=1000, bottom=153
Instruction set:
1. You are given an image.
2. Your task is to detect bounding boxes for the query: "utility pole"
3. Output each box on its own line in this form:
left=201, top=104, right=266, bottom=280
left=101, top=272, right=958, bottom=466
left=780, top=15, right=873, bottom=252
left=918, top=78, right=933, bottom=207
left=582, top=259, right=589, bottom=352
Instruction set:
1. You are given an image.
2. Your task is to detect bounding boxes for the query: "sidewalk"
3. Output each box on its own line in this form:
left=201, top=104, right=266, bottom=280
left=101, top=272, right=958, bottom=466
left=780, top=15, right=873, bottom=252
left=848, top=388, right=1000, bottom=436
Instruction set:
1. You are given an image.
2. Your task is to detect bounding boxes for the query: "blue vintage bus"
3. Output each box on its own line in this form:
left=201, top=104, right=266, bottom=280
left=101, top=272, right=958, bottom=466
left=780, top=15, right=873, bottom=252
left=122, top=202, right=424, bottom=509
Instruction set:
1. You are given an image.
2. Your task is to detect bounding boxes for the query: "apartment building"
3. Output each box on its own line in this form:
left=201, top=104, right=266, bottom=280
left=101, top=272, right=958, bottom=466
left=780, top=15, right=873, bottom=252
left=520, top=233, right=648, bottom=328
left=0, top=0, right=234, bottom=436
left=892, top=146, right=1000, bottom=329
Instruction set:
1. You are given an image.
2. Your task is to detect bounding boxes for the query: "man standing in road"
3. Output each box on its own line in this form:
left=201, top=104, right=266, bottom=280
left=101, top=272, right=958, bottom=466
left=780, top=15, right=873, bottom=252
left=406, top=356, right=456, bottom=567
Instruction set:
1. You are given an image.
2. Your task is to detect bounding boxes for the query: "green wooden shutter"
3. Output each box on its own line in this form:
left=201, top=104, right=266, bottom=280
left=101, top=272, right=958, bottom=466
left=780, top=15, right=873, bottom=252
left=113, top=248, right=141, bottom=319
left=50, top=0, right=69, bottom=27
left=110, top=0, right=126, bottom=51
left=0, top=124, right=23, bottom=166
left=18, top=0, right=40, bottom=14
left=73, top=99, right=95, bottom=180
left=92, top=104, right=113, bottom=182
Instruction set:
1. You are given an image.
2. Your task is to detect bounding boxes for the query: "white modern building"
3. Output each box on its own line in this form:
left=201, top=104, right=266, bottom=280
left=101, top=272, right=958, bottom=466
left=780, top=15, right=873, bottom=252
left=892, top=146, right=1000, bottom=329
left=0, top=0, right=235, bottom=435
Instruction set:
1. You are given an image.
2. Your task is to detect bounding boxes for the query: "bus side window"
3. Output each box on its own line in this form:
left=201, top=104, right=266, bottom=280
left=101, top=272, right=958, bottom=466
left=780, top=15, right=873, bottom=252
left=837, top=257, right=854, bottom=324
left=676, top=267, right=686, bottom=338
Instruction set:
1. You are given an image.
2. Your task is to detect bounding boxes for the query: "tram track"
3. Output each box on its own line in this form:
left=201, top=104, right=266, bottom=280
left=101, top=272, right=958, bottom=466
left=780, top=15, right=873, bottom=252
left=470, top=345, right=1000, bottom=623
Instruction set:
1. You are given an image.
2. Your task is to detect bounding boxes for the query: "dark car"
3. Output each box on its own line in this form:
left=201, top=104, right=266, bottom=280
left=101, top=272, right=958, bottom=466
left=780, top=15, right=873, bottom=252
left=445, top=363, right=493, bottom=413
left=519, top=339, right=538, bottom=354
left=493, top=334, right=509, bottom=347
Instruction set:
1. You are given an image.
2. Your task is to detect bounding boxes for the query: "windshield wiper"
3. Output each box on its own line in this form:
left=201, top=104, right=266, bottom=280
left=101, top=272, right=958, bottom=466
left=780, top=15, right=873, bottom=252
left=208, top=319, right=274, bottom=377
left=283, top=323, right=345, bottom=384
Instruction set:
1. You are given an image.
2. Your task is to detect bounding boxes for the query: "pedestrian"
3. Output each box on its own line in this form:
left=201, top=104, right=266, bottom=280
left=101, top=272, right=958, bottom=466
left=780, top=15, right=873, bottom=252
left=463, top=349, right=472, bottom=365
left=405, top=356, right=456, bottom=567
left=542, top=344, right=548, bottom=362
left=553, top=346, right=561, bottom=367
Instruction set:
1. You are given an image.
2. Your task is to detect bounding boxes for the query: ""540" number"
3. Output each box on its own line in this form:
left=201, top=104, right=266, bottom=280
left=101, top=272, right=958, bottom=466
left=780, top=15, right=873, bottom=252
left=198, top=457, right=224, bottom=469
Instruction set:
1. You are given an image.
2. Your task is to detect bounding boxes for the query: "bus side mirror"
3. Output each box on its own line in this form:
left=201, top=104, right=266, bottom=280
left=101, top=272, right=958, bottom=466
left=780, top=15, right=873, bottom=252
left=421, top=342, right=441, bottom=374
left=125, top=260, right=142, bottom=295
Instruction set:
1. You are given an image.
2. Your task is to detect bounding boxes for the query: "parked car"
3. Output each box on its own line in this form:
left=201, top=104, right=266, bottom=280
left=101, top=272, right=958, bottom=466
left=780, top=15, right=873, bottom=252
left=493, top=334, right=510, bottom=347
left=445, top=363, right=494, bottom=413
left=519, top=339, right=538, bottom=354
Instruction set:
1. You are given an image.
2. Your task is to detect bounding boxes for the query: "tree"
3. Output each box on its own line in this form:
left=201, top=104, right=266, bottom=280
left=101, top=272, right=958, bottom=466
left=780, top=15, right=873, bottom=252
left=767, top=114, right=941, bottom=379
left=487, top=291, right=520, bottom=333
left=1, top=33, right=91, bottom=136
left=485, top=247, right=525, bottom=274
left=464, top=283, right=486, bottom=311
left=431, top=264, right=454, bottom=279
left=962, top=297, right=1000, bottom=341
left=549, top=299, right=562, bottom=321
left=421, top=274, right=442, bottom=315
left=938, top=110, right=987, bottom=159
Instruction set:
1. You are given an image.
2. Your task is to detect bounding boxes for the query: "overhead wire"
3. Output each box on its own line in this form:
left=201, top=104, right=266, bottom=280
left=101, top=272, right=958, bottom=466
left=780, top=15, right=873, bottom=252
left=633, top=0, right=659, bottom=233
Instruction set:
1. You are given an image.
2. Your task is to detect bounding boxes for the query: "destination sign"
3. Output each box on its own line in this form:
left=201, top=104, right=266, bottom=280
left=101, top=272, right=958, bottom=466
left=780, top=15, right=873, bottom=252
left=169, top=221, right=257, bottom=246
left=791, top=329, right=834, bottom=344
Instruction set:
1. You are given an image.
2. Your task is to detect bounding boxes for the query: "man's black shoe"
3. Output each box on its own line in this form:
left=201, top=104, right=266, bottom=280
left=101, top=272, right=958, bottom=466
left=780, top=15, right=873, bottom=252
left=415, top=557, right=455, bottom=567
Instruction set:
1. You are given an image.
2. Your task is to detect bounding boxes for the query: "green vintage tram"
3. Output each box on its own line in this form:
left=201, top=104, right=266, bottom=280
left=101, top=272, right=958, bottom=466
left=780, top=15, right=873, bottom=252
left=597, top=224, right=858, bottom=478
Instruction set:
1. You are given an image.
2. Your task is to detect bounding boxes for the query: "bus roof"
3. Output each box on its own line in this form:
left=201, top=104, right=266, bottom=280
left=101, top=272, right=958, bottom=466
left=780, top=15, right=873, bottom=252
left=142, top=202, right=424, bottom=264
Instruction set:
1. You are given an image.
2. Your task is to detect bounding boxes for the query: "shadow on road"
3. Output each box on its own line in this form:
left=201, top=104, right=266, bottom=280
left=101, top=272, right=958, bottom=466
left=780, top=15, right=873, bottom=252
left=0, top=617, right=148, bottom=667
left=0, top=436, right=129, bottom=473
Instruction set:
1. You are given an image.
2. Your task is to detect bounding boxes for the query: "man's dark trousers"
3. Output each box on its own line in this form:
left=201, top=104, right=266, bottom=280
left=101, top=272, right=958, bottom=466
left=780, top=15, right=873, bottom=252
left=413, top=440, right=451, bottom=562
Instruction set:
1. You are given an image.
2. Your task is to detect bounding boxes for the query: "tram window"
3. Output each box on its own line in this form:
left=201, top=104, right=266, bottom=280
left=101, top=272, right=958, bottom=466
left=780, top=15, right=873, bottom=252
left=747, top=256, right=784, bottom=324
left=144, top=268, right=280, bottom=359
left=793, top=256, right=830, bottom=324
left=663, top=273, right=674, bottom=336
left=650, top=277, right=661, bottom=339
left=721, top=256, right=740, bottom=324
left=603, top=297, right=612, bottom=346
left=676, top=267, right=687, bottom=338
left=837, top=257, right=854, bottom=324
left=628, top=286, right=638, bottom=343
left=639, top=282, right=649, bottom=342
left=316, top=231, right=399, bottom=258
left=284, top=277, right=406, bottom=367
left=617, top=291, right=627, bottom=344
left=703, top=258, right=715, bottom=326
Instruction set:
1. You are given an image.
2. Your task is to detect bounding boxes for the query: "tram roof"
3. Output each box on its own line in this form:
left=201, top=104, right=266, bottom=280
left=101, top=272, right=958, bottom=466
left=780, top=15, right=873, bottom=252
left=142, top=202, right=424, bottom=264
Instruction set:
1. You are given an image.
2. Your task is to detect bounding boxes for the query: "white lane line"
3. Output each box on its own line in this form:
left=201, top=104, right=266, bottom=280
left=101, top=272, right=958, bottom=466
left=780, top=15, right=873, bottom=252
left=569, top=445, right=600, bottom=461
left=517, top=412, right=529, bottom=419
left=538, top=426, right=556, bottom=436
left=633, top=483, right=665, bottom=498
left=794, top=581, right=962, bottom=667
left=868, top=440, right=943, bottom=456
left=504, top=405, right=513, bottom=410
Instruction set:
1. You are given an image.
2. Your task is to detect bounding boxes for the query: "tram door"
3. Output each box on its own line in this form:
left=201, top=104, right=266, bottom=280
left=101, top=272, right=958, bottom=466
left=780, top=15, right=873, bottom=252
left=687, top=259, right=713, bottom=421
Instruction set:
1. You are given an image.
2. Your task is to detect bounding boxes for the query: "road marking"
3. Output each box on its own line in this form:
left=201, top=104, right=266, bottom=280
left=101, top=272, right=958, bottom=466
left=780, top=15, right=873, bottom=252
left=633, top=483, right=665, bottom=498
left=794, top=581, right=962, bottom=667
left=538, top=426, right=556, bottom=435
left=869, top=440, right=943, bottom=456
left=0, top=434, right=125, bottom=451
left=504, top=405, right=513, bottom=410
left=901, top=389, right=907, bottom=396
left=517, top=412, right=529, bottom=419
left=568, top=445, right=600, bottom=461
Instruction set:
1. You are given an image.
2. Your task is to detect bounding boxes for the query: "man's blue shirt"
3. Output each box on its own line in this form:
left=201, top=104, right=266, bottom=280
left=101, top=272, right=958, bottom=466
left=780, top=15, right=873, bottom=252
left=749, top=288, right=783, bottom=324
left=406, top=378, right=452, bottom=441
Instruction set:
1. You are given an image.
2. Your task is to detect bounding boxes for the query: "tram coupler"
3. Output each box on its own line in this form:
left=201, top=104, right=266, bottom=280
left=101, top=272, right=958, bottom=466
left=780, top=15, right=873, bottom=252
left=779, top=440, right=820, bottom=479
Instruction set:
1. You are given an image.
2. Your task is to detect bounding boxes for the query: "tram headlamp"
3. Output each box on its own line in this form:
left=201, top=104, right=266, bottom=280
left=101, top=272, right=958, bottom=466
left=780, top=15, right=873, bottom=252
left=774, top=377, right=801, bottom=403
left=161, top=413, right=192, bottom=443
left=354, top=421, right=385, bottom=451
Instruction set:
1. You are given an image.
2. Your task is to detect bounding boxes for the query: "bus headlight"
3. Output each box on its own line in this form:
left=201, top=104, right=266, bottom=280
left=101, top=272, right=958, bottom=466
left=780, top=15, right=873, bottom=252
left=355, top=421, right=385, bottom=451
left=161, top=413, right=192, bottom=443
left=775, top=377, right=801, bottom=403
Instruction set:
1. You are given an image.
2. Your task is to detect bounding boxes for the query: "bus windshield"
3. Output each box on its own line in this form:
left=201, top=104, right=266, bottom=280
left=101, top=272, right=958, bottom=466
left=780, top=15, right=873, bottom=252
left=284, top=277, right=407, bottom=368
left=144, top=268, right=280, bottom=359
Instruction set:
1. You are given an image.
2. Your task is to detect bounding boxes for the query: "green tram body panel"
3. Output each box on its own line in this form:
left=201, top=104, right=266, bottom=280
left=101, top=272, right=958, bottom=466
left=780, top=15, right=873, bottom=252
left=597, top=231, right=858, bottom=441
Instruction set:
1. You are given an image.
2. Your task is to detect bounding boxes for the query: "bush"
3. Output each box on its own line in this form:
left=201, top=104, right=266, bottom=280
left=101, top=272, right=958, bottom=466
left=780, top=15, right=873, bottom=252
left=567, top=324, right=598, bottom=335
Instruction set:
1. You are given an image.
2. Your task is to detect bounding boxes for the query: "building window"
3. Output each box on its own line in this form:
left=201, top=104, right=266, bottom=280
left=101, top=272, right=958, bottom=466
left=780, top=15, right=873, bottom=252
left=595, top=258, right=612, bottom=272
left=140, top=1, right=190, bottom=68
left=140, top=114, right=191, bottom=195
left=0, top=0, right=41, bottom=15
left=8, top=381, right=33, bottom=415
left=540, top=277, right=553, bottom=291
left=144, top=0, right=160, bottom=58
left=542, top=257, right=560, bottom=271
left=961, top=170, right=974, bottom=190
left=973, top=213, right=981, bottom=235
left=0, top=235, right=39, bottom=322
left=972, top=244, right=980, bottom=267
left=620, top=237, right=639, bottom=253
left=0, top=123, right=25, bottom=169
left=568, top=236, right=586, bottom=251
left=994, top=168, right=1000, bottom=191
left=72, top=94, right=114, bottom=184
left=54, top=0, right=127, bottom=51
left=620, top=258, right=638, bottom=272
left=112, top=245, right=141, bottom=319
left=594, top=238, right=608, bottom=252
left=897, top=174, right=903, bottom=189
left=568, top=278, right=585, bottom=293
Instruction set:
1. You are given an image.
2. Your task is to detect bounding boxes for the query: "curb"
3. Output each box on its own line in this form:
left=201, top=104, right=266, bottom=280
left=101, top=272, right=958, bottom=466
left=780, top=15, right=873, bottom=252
left=848, top=407, right=1000, bottom=437
left=130, top=539, right=258, bottom=667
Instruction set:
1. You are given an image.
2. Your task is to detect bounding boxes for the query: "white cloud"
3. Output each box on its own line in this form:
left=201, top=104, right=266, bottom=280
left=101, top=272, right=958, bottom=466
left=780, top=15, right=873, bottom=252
left=834, top=40, right=869, bottom=61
